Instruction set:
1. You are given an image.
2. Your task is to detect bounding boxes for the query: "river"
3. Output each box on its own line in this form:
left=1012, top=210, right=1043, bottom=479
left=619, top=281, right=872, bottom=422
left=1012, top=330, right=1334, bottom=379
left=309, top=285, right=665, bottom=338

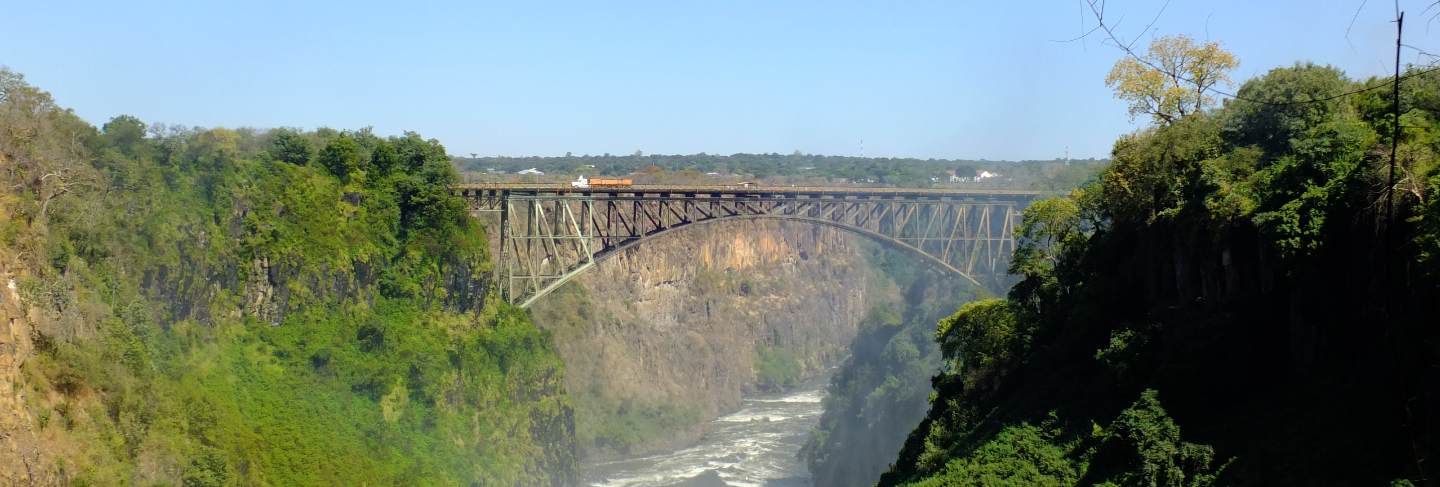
left=581, top=382, right=826, bottom=487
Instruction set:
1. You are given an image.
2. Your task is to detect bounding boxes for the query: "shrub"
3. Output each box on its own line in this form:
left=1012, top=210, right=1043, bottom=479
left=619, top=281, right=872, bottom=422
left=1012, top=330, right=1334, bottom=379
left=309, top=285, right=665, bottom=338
left=935, top=299, right=1020, bottom=389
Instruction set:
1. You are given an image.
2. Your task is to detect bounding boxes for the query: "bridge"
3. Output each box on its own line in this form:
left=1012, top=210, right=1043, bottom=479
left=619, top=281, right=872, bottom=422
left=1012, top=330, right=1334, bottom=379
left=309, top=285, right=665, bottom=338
left=455, top=183, right=1042, bottom=308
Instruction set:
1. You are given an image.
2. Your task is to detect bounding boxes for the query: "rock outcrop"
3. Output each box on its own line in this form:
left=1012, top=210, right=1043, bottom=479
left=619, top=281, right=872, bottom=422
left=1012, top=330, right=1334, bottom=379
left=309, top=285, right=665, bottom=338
left=0, top=268, right=47, bottom=485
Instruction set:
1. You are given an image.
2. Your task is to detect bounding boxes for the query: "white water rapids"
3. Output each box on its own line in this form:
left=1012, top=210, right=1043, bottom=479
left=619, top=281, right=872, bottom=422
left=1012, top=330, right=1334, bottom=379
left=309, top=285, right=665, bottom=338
left=581, top=382, right=826, bottom=487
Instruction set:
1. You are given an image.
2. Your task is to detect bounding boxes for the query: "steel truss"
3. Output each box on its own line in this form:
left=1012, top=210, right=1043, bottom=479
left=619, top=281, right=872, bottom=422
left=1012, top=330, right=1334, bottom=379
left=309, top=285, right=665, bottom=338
left=459, top=188, right=1033, bottom=307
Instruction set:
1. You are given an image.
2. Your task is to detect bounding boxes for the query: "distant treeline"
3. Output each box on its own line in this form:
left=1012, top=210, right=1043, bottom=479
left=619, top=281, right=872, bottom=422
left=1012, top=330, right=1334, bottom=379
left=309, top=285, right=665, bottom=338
left=455, top=153, right=1107, bottom=191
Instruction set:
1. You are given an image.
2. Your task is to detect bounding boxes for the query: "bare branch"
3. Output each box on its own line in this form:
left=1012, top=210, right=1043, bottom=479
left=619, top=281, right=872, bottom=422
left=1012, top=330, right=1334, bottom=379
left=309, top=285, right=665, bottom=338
left=1051, top=23, right=1105, bottom=44
left=1126, top=0, right=1172, bottom=51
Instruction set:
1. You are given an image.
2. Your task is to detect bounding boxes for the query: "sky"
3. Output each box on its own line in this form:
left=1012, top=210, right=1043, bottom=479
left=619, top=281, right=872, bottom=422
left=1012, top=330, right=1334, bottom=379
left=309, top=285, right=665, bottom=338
left=4, top=0, right=1439, bottom=160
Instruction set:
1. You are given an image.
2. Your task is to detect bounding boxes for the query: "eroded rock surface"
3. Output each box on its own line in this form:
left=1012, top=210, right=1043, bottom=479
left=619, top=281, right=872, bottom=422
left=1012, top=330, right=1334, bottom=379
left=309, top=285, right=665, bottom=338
left=530, top=219, right=894, bottom=457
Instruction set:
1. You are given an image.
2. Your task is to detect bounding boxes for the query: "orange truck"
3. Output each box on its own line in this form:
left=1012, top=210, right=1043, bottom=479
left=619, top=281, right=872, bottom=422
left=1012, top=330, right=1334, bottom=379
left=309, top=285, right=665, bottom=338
left=570, top=176, right=633, bottom=188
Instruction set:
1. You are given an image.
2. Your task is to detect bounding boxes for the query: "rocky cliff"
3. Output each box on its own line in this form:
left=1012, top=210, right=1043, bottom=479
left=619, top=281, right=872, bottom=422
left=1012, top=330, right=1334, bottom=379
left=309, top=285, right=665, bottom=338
left=0, top=266, right=47, bottom=485
left=529, top=219, right=897, bottom=457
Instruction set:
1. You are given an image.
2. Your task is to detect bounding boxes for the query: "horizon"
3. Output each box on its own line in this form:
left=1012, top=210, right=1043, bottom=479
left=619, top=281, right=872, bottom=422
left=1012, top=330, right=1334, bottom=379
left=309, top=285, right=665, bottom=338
left=454, top=151, right=1109, bottom=162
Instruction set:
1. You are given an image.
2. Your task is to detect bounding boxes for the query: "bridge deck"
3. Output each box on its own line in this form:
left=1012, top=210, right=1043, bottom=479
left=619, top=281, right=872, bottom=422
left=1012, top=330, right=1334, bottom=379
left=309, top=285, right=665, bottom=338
left=454, top=183, right=1043, bottom=200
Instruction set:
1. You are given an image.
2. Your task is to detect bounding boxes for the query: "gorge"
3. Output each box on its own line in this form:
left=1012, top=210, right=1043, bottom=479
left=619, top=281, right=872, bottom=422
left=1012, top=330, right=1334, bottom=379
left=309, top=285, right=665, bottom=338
left=522, top=218, right=984, bottom=484
left=525, top=215, right=984, bottom=458
left=4, top=28, right=1440, bottom=485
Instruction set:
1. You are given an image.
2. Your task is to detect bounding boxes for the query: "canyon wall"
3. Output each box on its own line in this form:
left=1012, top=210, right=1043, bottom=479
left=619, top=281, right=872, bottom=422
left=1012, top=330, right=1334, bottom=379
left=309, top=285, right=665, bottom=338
left=528, top=219, right=898, bottom=458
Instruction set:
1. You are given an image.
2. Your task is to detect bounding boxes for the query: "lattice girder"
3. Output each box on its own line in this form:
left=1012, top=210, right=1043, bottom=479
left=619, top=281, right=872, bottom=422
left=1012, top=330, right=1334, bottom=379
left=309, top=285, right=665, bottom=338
left=457, top=186, right=1038, bottom=307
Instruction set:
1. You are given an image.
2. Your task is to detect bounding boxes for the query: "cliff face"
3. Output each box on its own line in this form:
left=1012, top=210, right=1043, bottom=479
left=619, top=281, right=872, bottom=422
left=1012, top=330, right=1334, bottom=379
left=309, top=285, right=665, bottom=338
left=529, top=219, right=895, bottom=457
left=0, top=267, right=46, bottom=485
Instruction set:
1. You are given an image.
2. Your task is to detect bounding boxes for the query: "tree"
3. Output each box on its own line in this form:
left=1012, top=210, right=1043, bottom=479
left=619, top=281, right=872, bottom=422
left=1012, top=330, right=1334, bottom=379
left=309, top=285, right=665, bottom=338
left=319, top=133, right=361, bottom=180
left=935, top=299, right=1020, bottom=390
left=391, top=132, right=448, bottom=174
left=0, top=67, right=100, bottom=223
left=1098, top=390, right=1222, bottom=487
left=1222, top=63, right=1352, bottom=155
left=1009, top=197, right=1082, bottom=279
left=1006, top=195, right=1088, bottom=324
left=1106, top=35, right=1238, bottom=124
left=1098, top=116, right=1226, bottom=224
left=953, top=163, right=978, bottom=179
left=269, top=128, right=312, bottom=165
left=189, top=128, right=240, bottom=171
left=101, top=115, right=148, bottom=156
left=370, top=140, right=399, bottom=176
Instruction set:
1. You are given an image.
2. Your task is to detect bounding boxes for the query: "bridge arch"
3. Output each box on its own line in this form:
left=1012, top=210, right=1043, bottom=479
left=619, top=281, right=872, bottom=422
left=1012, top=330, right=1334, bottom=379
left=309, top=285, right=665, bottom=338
left=518, top=213, right=987, bottom=308
left=456, top=184, right=1039, bottom=308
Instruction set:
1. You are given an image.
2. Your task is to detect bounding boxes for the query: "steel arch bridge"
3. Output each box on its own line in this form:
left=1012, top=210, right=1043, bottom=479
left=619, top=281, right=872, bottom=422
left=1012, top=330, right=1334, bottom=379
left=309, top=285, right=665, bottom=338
left=455, top=184, right=1042, bottom=308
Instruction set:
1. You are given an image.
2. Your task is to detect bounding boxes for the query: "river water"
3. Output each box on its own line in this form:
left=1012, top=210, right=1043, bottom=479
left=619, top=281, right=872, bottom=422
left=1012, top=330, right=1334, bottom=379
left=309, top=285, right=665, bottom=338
left=581, top=382, right=826, bottom=487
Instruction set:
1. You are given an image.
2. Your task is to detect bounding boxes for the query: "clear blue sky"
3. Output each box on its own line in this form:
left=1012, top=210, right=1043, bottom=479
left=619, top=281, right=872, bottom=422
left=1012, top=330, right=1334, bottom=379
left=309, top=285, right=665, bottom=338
left=4, top=0, right=1437, bottom=160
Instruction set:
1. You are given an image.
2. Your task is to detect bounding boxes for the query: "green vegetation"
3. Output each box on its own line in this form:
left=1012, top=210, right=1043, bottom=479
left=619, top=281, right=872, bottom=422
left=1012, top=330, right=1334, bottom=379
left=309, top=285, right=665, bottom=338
left=880, top=41, right=1440, bottom=486
left=934, top=299, right=1020, bottom=392
left=0, top=68, right=574, bottom=485
left=573, top=397, right=702, bottom=455
left=753, top=344, right=804, bottom=392
left=903, top=391, right=1221, bottom=487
